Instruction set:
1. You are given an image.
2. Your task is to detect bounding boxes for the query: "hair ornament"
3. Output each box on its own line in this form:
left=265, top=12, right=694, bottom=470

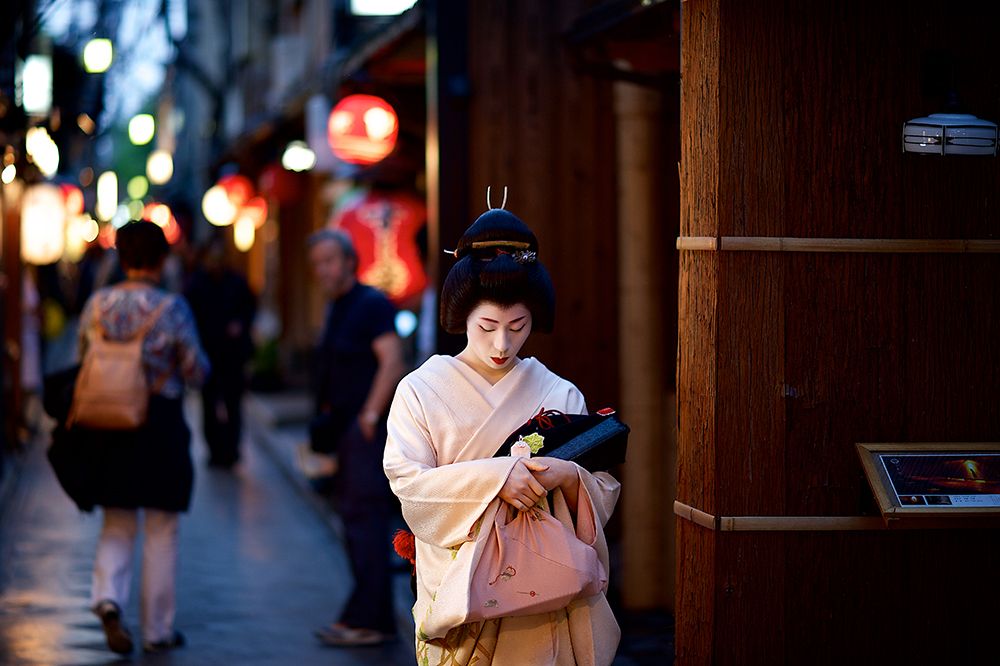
left=486, top=185, right=508, bottom=211
left=512, top=250, right=537, bottom=264
left=469, top=240, right=531, bottom=251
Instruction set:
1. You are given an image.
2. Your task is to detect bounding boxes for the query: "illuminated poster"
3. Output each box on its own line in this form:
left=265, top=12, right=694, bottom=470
left=878, top=453, right=1000, bottom=508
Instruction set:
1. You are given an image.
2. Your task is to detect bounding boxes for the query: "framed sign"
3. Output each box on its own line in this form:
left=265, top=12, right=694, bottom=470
left=857, top=443, right=1000, bottom=523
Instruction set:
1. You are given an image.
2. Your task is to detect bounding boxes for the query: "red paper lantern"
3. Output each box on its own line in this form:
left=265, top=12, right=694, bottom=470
left=258, top=163, right=302, bottom=206
left=333, top=190, right=427, bottom=307
left=242, top=196, right=268, bottom=228
left=218, top=174, right=254, bottom=207
left=61, top=183, right=85, bottom=215
left=327, top=94, right=399, bottom=165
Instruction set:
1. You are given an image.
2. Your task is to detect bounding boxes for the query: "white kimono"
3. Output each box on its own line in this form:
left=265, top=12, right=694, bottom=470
left=383, top=355, right=621, bottom=665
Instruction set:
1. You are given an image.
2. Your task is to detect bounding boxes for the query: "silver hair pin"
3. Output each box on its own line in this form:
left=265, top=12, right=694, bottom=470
left=486, top=186, right=508, bottom=211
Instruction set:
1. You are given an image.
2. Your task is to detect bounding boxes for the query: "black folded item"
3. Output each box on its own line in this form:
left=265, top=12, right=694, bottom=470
left=43, top=364, right=80, bottom=425
left=494, top=408, right=629, bottom=472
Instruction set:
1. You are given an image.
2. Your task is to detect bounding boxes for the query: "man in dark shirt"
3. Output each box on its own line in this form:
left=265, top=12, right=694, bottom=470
left=308, top=229, right=405, bottom=647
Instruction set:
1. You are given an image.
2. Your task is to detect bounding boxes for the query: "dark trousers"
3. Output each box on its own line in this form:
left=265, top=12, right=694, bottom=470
left=335, top=422, right=395, bottom=633
left=339, top=498, right=395, bottom=633
left=200, top=372, right=243, bottom=466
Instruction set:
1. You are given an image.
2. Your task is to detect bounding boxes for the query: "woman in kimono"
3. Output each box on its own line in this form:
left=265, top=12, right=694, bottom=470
left=383, top=207, right=621, bottom=665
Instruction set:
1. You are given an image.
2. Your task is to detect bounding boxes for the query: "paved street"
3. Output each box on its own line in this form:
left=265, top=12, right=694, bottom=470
left=0, top=400, right=414, bottom=665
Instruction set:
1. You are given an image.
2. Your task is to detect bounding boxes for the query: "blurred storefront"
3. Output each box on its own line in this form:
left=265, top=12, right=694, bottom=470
left=0, top=0, right=680, bottom=622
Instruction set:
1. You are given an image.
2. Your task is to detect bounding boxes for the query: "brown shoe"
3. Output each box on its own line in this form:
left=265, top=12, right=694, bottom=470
left=143, top=630, right=186, bottom=653
left=93, top=600, right=133, bottom=655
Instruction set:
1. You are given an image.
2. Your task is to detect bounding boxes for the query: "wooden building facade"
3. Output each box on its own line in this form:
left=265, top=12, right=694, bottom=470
left=676, top=0, right=1000, bottom=662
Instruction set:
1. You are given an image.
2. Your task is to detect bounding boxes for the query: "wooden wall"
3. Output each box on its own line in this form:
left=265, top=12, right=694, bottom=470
left=678, top=1, right=1000, bottom=663
left=465, top=0, right=620, bottom=410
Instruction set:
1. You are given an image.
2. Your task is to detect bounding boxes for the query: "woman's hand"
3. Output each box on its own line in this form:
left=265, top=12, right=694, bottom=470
left=527, top=457, right=581, bottom=513
left=498, top=459, right=549, bottom=511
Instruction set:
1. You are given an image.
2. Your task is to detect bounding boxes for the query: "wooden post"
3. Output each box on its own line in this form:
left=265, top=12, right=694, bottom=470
left=1, top=180, right=23, bottom=449
left=614, top=80, right=674, bottom=609
left=425, top=0, right=469, bottom=356
left=677, top=1, right=1000, bottom=663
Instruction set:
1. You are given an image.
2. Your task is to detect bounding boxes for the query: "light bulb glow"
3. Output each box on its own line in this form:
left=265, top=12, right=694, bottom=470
left=80, top=215, right=99, bottom=242
left=363, top=107, right=396, bottom=141
left=83, top=38, right=113, bottom=73
left=128, top=114, right=155, bottom=145
left=202, top=185, right=236, bottom=226
left=146, top=150, right=173, bottom=184
left=234, top=215, right=255, bottom=252
left=21, top=183, right=67, bottom=264
left=25, top=127, right=59, bottom=176
left=127, top=175, right=149, bottom=200
left=281, top=141, right=317, bottom=172
left=96, top=171, right=118, bottom=221
left=127, top=199, right=144, bottom=220
left=22, top=55, right=53, bottom=115
left=1, top=164, right=15, bottom=184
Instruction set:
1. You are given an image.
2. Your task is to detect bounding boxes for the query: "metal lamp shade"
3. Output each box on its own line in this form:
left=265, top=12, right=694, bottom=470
left=902, top=113, right=998, bottom=156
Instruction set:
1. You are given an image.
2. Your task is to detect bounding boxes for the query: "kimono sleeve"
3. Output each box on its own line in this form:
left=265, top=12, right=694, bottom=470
left=383, top=378, right=519, bottom=549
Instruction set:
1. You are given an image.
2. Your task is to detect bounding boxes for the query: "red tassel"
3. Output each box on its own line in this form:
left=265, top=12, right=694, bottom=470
left=393, top=529, right=416, bottom=565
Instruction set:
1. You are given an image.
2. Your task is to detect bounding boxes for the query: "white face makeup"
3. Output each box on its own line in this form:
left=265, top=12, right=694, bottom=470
left=458, top=302, right=533, bottom=383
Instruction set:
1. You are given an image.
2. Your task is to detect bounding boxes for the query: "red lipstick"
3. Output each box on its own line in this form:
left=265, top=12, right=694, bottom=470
left=491, top=357, right=507, bottom=365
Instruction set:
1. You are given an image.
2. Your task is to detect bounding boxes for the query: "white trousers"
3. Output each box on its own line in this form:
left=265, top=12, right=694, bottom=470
left=91, top=507, right=179, bottom=643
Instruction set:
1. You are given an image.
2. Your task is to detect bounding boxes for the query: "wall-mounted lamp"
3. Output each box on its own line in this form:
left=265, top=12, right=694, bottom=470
left=902, top=113, right=997, bottom=156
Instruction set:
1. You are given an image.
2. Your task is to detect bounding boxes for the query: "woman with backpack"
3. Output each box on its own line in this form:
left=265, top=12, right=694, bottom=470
left=73, top=220, right=208, bottom=655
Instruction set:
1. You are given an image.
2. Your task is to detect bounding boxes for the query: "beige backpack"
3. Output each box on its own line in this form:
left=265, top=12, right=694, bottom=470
left=67, top=295, right=172, bottom=430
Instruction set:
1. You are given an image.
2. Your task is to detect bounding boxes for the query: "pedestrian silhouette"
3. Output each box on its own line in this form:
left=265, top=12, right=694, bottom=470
left=308, top=228, right=405, bottom=647
left=185, top=236, right=256, bottom=468
left=49, top=220, right=209, bottom=655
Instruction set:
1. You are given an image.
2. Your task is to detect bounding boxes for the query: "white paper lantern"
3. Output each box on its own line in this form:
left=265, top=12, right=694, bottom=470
left=21, top=183, right=66, bottom=264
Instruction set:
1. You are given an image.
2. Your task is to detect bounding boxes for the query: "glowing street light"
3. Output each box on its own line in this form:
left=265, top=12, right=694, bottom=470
left=21, top=55, right=53, bottom=116
left=202, top=185, right=236, bottom=226
left=127, top=199, right=144, bottom=219
left=25, top=127, right=59, bottom=176
left=83, top=38, right=113, bottom=73
left=146, top=150, right=173, bottom=184
left=96, top=171, right=118, bottom=222
left=351, top=0, right=418, bottom=16
left=127, top=175, right=149, bottom=200
left=233, top=215, right=255, bottom=252
left=281, top=140, right=317, bottom=172
left=65, top=214, right=100, bottom=262
left=128, top=114, right=155, bottom=145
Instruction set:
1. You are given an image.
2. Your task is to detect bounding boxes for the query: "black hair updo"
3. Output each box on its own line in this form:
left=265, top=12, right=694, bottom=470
left=440, top=208, right=555, bottom=334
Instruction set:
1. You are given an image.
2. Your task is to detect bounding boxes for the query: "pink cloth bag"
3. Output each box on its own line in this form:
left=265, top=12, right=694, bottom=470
left=467, top=502, right=607, bottom=621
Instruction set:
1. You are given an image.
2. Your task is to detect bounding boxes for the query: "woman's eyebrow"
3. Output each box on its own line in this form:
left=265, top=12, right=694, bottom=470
left=478, top=315, right=527, bottom=324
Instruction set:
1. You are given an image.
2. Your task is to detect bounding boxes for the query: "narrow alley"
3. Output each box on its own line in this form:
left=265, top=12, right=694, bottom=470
left=0, top=399, right=415, bottom=665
